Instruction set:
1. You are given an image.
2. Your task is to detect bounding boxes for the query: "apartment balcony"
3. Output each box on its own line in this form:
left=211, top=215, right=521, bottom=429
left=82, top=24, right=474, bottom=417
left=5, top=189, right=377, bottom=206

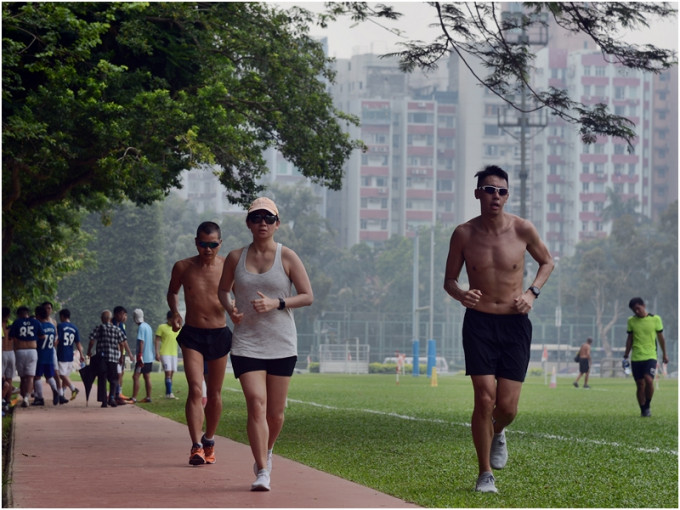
left=437, top=127, right=456, bottom=137
left=406, top=188, right=433, bottom=199
left=360, top=230, right=389, bottom=242
left=580, top=154, right=608, bottom=164
left=407, top=145, right=434, bottom=156
left=580, top=173, right=608, bottom=183
left=407, top=168, right=433, bottom=178
left=360, top=187, right=389, bottom=198
left=546, top=193, right=565, bottom=203
left=361, top=166, right=390, bottom=176
left=579, top=211, right=601, bottom=222
left=547, top=174, right=565, bottom=184
left=579, top=192, right=607, bottom=201
left=360, top=208, right=389, bottom=220
left=407, top=125, right=435, bottom=135
left=611, top=154, right=639, bottom=164
left=611, top=174, right=639, bottom=184
left=406, top=210, right=435, bottom=221
left=579, top=231, right=607, bottom=241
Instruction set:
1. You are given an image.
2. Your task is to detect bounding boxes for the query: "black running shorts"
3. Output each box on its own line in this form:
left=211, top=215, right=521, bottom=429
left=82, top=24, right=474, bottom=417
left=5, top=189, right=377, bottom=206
left=462, top=308, right=532, bottom=382
left=230, top=355, right=297, bottom=379
left=177, top=325, right=232, bottom=361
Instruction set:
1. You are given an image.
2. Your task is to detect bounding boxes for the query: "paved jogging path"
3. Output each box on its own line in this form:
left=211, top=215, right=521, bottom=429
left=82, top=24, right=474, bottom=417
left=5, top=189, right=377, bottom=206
left=7, top=381, right=419, bottom=508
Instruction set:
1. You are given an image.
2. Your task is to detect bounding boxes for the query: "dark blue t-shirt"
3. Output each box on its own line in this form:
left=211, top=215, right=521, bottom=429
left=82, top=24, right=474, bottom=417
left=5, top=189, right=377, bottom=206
left=9, top=317, right=45, bottom=342
left=57, top=322, right=81, bottom=362
left=37, top=321, right=56, bottom=364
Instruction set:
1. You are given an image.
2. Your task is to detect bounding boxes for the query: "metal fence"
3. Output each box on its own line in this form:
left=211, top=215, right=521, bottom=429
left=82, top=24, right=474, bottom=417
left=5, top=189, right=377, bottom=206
left=296, top=311, right=677, bottom=375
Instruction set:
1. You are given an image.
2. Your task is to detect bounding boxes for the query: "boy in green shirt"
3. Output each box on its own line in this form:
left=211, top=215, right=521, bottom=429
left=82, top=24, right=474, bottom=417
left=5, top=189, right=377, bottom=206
left=623, top=297, right=668, bottom=417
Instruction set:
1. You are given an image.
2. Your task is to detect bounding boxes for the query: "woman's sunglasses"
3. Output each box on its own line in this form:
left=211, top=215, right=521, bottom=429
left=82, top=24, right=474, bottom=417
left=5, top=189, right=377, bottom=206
left=248, top=213, right=278, bottom=225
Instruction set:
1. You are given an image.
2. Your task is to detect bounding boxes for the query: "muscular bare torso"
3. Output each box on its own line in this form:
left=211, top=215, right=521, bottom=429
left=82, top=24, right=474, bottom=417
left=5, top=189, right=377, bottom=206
left=172, top=255, right=226, bottom=329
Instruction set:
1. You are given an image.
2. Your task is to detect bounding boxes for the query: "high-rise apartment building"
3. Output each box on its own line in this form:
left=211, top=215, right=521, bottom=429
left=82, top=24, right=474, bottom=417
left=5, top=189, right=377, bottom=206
left=177, top=24, right=676, bottom=258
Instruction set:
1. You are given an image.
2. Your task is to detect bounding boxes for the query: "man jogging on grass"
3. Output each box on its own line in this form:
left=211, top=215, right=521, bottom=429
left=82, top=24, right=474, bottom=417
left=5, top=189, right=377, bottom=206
left=444, top=165, right=554, bottom=493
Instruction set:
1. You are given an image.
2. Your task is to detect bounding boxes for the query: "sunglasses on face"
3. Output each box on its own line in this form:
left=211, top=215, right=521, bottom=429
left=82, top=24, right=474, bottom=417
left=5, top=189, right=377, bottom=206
left=197, top=240, right=220, bottom=249
left=248, top=213, right=278, bottom=225
left=478, top=185, right=509, bottom=196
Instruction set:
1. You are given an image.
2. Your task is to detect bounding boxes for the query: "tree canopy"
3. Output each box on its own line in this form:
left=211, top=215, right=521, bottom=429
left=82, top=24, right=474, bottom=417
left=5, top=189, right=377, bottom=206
left=330, top=2, right=677, bottom=148
left=2, top=2, right=363, bottom=305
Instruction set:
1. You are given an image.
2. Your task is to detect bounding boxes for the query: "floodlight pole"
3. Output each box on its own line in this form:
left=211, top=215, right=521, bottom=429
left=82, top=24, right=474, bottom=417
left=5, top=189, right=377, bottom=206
left=498, top=12, right=549, bottom=219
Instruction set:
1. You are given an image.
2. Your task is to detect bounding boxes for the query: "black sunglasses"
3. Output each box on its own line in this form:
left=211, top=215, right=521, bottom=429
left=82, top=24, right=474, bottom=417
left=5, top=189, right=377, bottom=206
left=478, top=185, right=509, bottom=196
left=248, top=213, right=278, bottom=225
left=197, top=240, right=220, bottom=249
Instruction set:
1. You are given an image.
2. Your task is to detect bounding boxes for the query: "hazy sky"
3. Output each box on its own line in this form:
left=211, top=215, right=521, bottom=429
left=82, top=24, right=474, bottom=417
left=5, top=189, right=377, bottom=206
left=283, top=2, right=679, bottom=60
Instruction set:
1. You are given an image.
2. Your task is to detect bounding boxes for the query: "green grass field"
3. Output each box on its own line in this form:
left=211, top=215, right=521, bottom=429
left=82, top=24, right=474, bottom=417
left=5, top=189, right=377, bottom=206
left=118, top=372, right=677, bottom=508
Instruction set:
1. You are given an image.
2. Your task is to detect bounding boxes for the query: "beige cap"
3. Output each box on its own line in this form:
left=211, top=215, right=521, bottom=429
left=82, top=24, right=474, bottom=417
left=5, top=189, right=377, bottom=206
left=248, top=197, right=278, bottom=216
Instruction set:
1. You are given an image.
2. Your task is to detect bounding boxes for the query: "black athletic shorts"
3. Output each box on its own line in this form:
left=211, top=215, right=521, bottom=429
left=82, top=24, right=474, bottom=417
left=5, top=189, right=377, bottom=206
left=134, top=362, right=153, bottom=375
left=177, top=325, right=231, bottom=361
left=579, top=358, right=590, bottom=374
left=631, top=359, right=657, bottom=380
left=230, top=355, right=297, bottom=379
left=462, top=308, right=532, bottom=382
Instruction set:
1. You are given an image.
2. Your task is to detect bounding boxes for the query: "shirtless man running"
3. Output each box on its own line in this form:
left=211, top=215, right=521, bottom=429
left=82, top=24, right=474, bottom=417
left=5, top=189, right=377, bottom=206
left=444, top=165, right=554, bottom=494
left=167, top=221, right=232, bottom=466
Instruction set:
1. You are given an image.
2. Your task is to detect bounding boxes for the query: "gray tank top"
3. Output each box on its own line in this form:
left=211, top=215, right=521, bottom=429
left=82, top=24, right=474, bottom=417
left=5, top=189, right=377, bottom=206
left=231, top=243, right=297, bottom=358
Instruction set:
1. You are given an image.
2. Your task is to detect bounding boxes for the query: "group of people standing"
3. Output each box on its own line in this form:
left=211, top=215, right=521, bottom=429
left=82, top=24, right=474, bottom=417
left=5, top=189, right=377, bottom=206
left=3, top=302, right=183, bottom=412
left=84, top=306, right=180, bottom=407
left=3, top=303, right=85, bottom=413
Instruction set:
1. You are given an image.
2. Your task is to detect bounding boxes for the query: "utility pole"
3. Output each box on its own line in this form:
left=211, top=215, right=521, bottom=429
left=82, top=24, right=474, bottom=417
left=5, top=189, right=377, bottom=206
left=497, top=11, right=549, bottom=219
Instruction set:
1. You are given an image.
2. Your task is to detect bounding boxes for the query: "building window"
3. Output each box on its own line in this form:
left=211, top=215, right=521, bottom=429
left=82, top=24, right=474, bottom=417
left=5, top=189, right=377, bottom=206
left=484, top=124, right=500, bottom=136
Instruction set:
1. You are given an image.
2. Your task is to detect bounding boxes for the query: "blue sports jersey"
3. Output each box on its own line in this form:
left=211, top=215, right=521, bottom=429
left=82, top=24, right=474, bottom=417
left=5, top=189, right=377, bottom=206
left=37, top=321, right=56, bottom=364
left=57, top=322, right=81, bottom=362
left=9, top=317, right=45, bottom=342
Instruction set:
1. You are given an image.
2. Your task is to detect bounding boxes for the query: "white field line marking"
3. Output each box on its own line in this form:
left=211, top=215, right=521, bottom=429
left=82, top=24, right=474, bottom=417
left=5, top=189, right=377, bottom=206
left=225, top=387, right=677, bottom=457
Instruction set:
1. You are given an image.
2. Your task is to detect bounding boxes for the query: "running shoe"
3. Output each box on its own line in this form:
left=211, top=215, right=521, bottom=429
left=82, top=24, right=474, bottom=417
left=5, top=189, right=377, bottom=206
left=201, top=435, right=216, bottom=464
left=475, top=471, right=498, bottom=493
left=641, top=408, right=652, bottom=417
left=189, top=445, right=206, bottom=465
left=107, top=398, right=118, bottom=407
left=141, top=397, right=152, bottom=403
left=253, top=451, right=273, bottom=475
left=166, top=393, right=177, bottom=399
left=115, top=397, right=128, bottom=405
left=573, top=382, right=578, bottom=388
left=70, top=388, right=79, bottom=401
left=490, top=429, right=508, bottom=469
left=251, top=469, right=271, bottom=491
left=583, top=384, right=591, bottom=389
left=20, top=399, right=28, bottom=408
left=32, top=398, right=45, bottom=406
left=52, top=391, right=60, bottom=406
left=59, top=396, right=69, bottom=404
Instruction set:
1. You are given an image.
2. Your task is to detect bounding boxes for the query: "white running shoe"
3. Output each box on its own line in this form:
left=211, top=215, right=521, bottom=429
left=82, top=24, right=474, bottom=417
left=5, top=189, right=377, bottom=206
left=251, top=469, right=271, bottom=491
left=253, top=451, right=273, bottom=475
left=475, top=471, right=498, bottom=493
left=490, top=429, right=508, bottom=469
